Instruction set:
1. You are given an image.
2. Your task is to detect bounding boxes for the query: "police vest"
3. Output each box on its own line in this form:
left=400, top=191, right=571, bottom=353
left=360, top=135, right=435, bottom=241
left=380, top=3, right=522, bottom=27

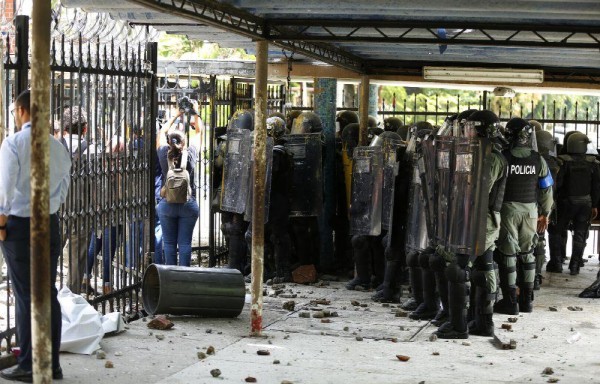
left=557, top=154, right=594, bottom=199
left=488, top=149, right=508, bottom=212
left=502, top=150, right=541, bottom=204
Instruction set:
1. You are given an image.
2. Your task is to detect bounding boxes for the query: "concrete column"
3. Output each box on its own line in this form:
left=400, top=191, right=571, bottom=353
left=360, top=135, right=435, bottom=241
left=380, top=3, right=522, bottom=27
left=313, top=77, right=336, bottom=271
left=343, top=83, right=356, bottom=108
left=250, top=40, right=268, bottom=337
left=368, top=84, right=378, bottom=119
left=30, top=0, right=52, bottom=381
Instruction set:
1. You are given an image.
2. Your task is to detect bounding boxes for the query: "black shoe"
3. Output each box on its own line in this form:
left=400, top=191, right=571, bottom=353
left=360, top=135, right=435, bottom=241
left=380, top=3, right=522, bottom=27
left=569, top=263, right=580, bottom=276
left=546, top=261, right=563, bottom=273
left=409, top=302, right=438, bottom=320
left=430, top=309, right=448, bottom=327
left=494, top=298, right=519, bottom=315
left=434, top=322, right=468, bottom=339
left=345, top=277, right=370, bottom=291
left=400, top=298, right=420, bottom=311
left=0, top=366, right=32, bottom=382
left=54, top=366, right=63, bottom=380
left=533, top=274, right=542, bottom=291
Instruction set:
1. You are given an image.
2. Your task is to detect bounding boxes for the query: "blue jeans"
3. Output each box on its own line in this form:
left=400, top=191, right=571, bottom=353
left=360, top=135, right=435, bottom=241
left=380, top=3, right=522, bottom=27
left=126, top=220, right=144, bottom=268
left=154, top=213, right=164, bottom=264
left=88, top=225, right=122, bottom=283
left=156, top=199, right=199, bottom=266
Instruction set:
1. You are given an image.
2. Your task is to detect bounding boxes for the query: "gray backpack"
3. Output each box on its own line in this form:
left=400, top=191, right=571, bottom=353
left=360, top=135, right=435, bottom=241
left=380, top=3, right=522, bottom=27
left=165, top=150, right=191, bottom=203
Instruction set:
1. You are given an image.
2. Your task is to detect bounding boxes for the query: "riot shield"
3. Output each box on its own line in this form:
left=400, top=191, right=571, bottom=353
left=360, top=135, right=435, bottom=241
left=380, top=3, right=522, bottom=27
left=447, top=137, right=493, bottom=257
left=405, top=162, right=429, bottom=253
left=244, top=137, right=274, bottom=223
left=221, top=128, right=253, bottom=214
left=419, top=136, right=436, bottom=239
left=434, top=136, right=455, bottom=247
left=381, top=138, right=404, bottom=231
left=285, top=133, right=323, bottom=217
left=349, top=146, right=384, bottom=236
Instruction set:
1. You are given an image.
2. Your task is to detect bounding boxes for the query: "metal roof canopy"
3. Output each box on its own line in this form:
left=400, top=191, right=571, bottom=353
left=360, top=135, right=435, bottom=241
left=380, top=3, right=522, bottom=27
left=63, top=0, right=600, bottom=85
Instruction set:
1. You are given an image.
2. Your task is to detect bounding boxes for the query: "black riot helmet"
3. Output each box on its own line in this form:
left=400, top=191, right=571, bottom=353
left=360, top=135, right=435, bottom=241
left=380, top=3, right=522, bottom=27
left=341, top=123, right=360, bottom=157
left=535, top=130, right=558, bottom=157
left=454, top=109, right=478, bottom=136
left=336, top=110, right=359, bottom=131
left=291, top=111, right=323, bottom=134
left=383, top=117, right=402, bottom=132
left=368, top=115, right=379, bottom=129
left=396, top=125, right=410, bottom=141
left=370, top=130, right=401, bottom=147
left=286, top=110, right=302, bottom=131
left=228, top=109, right=254, bottom=131
left=266, top=116, right=286, bottom=142
left=464, top=110, right=503, bottom=139
left=504, top=117, right=536, bottom=148
left=566, top=131, right=591, bottom=155
left=560, top=131, right=578, bottom=155
left=178, top=96, right=197, bottom=115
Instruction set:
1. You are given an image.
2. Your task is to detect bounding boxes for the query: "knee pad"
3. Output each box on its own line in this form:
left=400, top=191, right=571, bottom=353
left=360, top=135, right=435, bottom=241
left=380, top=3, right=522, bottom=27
left=406, top=251, right=419, bottom=268
left=418, top=251, right=431, bottom=269
left=429, top=252, right=447, bottom=272
left=445, top=262, right=468, bottom=283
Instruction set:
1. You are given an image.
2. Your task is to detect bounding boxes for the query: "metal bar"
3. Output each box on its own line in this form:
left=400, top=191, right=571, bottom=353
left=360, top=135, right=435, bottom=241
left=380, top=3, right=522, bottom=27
left=15, top=16, right=29, bottom=96
left=250, top=39, right=268, bottom=337
left=30, top=0, right=53, bottom=381
left=148, top=42, right=158, bottom=258
left=359, top=75, right=369, bottom=145
left=208, top=75, right=217, bottom=266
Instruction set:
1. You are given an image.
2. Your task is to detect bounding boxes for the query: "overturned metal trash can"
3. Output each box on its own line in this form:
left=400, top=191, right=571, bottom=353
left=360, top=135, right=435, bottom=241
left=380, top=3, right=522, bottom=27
left=142, top=264, right=246, bottom=317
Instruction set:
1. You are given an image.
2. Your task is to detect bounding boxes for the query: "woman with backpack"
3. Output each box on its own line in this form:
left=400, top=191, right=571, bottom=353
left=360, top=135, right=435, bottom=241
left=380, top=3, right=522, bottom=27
left=156, top=129, right=199, bottom=266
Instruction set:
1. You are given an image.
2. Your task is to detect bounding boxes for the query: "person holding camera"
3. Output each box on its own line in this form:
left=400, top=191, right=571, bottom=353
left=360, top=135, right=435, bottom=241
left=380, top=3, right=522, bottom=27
left=163, top=96, right=204, bottom=150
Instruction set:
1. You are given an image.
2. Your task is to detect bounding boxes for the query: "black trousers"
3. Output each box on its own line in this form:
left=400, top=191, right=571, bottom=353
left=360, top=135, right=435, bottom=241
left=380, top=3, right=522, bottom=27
left=1, top=215, right=62, bottom=371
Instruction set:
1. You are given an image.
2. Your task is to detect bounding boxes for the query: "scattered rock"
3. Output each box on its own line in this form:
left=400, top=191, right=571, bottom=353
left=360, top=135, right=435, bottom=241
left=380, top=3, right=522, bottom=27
left=395, top=309, right=409, bottom=317
left=355, top=336, right=363, bottom=341
left=462, top=342, right=471, bottom=346
left=281, top=381, right=293, bottom=384
left=343, top=326, right=349, bottom=331
left=114, top=351, right=123, bottom=357
left=548, top=306, right=558, bottom=312
left=391, top=337, right=398, bottom=343
left=533, top=335, right=539, bottom=339
left=292, top=264, right=317, bottom=284
left=396, top=355, right=410, bottom=362
left=105, top=361, right=114, bottom=368
left=147, top=315, right=174, bottom=330
left=283, top=335, right=290, bottom=340
left=311, top=299, right=330, bottom=305
left=501, top=324, right=513, bottom=331
left=257, top=350, right=271, bottom=356
left=299, top=312, right=310, bottom=318
left=155, top=334, right=165, bottom=341
left=360, top=304, right=368, bottom=308
left=321, top=319, right=331, bottom=324
left=510, top=339, right=517, bottom=349
left=312, top=311, right=325, bottom=319
left=429, top=334, right=438, bottom=342
left=279, top=293, right=297, bottom=299
left=273, top=360, right=280, bottom=364
left=283, top=301, right=296, bottom=311
left=210, top=369, right=221, bottom=378
left=206, top=329, right=213, bottom=334
left=542, top=367, right=554, bottom=375
left=197, top=352, right=207, bottom=360
left=567, top=306, right=583, bottom=312
left=96, top=350, right=106, bottom=360
left=355, top=285, right=365, bottom=292
left=508, top=317, right=518, bottom=323
left=245, top=377, right=257, bottom=383
left=547, top=379, right=559, bottom=383
left=432, top=351, right=440, bottom=356
left=351, top=300, right=360, bottom=306
left=207, top=346, right=215, bottom=355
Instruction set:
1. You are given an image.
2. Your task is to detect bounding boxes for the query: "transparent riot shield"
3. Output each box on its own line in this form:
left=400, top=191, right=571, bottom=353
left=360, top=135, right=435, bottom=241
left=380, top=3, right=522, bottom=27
left=220, top=128, right=253, bottom=214
left=419, top=136, right=437, bottom=239
left=434, top=136, right=455, bottom=247
left=244, top=137, right=274, bottom=223
left=285, top=133, right=323, bottom=217
left=447, top=137, right=493, bottom=257
left=381, top=139, right=404, bottom=231
left=349, top=146, right=384, bottom=236
left=405, top=163, right=429, bottom=253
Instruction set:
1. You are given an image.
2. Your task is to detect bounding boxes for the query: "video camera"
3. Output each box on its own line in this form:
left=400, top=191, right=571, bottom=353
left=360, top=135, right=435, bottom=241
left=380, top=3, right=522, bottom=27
left=178, top=96, right=197, bottom=115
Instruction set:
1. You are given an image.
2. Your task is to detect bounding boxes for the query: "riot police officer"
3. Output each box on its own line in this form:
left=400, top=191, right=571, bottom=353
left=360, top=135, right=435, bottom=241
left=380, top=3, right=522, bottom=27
left=550, top=132, right=600, bottom=275
left=383, top=117, right=402, bottom=133
left=495, top=118, right=553, bottom=315
left=533, top=129, right=560, bottom=288
left=435, top=110, right=507, bottom=339
left=220, top=110, right=254, bottom=273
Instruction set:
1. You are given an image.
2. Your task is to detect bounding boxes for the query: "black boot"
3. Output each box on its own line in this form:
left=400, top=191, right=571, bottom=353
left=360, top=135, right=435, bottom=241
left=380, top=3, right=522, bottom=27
left=494, top=287, right=519, bottom=315
left=435, top=279, right=468, bottom=339
left=227, top=234, right=247, bottom=273
left=569, top=256, right=582, bottom=276
left=346, top=236, right=371, bottom=290
left=533, top=274, right=542, bottom=290
left=401, top=266, right=423, bottom=311
left=468, top=287, right=494, bottom=337
left=431, top=269, right=449, bottom=326
left=519, top=285, right=534, bottom=313
left=372, top=260, right=401, bottom=303
left=409, top=268, right=439, bottom=320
